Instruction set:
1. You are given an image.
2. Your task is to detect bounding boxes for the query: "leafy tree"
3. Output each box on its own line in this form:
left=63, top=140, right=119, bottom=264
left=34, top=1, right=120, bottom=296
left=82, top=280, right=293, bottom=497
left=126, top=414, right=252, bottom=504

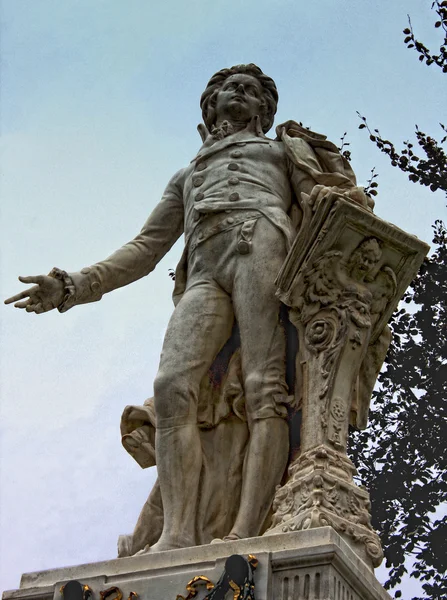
left=357, top=0, right=447, bottom=198
left=349, top=3, right=447, bottom=598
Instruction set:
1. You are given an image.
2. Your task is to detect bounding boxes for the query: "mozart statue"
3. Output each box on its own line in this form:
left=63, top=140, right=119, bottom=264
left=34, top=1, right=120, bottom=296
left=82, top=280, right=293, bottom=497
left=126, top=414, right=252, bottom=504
left=8, top=64, right=419, bottom=564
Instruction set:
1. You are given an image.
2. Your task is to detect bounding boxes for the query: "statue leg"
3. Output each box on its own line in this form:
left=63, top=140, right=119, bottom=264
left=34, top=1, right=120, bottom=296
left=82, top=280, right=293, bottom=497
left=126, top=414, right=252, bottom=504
left=149, top=281, right=234, bottom=552
left=227, top=218, right=290, bottom=539
left=229, top=417, right=289, bottom=539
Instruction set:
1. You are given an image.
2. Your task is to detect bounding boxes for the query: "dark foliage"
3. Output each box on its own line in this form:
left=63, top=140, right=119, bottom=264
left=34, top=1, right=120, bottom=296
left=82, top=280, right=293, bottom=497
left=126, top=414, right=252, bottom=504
left=357, top=1, right=447, bottom=198
left=338, top=131, right=352, bottom=163
left=363, top=166, right=379, bottom=198
left=357, top=114, right=447, bottom=196
left=350, top=3, right=447, bottom=598
left=403, top=1, right=447, bottom=72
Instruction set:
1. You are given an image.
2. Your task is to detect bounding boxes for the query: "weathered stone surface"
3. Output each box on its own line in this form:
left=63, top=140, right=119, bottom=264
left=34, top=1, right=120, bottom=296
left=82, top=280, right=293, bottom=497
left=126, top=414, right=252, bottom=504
left=266, top=445, right=382, bottom=568
left=2, top=529, right=391, bottom=600
left=4, top=64, right=429, bottom=564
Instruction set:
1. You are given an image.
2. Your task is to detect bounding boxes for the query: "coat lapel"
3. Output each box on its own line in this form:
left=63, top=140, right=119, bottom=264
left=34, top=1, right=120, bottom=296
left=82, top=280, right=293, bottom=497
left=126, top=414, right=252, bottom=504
left=191, top=132, right=271, bottom=165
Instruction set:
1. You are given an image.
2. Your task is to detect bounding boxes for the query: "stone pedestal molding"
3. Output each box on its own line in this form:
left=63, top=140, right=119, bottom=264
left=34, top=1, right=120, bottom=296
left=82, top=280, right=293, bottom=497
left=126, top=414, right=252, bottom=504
left=2, top=529, right=391, bottom=600
left=266, top=446, right=382, bottom=568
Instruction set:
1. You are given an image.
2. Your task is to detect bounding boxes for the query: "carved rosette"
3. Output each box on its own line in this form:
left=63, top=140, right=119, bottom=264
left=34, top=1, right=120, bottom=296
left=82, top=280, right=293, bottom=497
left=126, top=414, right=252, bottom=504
left=266, top=446, right=383, bottom=567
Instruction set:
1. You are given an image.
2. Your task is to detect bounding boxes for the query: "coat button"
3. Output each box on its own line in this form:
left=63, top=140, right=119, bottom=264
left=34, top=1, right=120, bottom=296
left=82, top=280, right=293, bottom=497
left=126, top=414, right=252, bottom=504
left=228, top=163, right=239, bottom=171
left=228, top=177, right=239, bottom=185
left=193, top=210, right=200, bottom=222
left=91, top=281, right=101, bottom=293
left=196, top=162, right=207, bottom=171
left=229, top=192, right=240, bottom=201
left=193, top=176, right=204, bottom=187
left=226, top=217, right=235, bottom=224
left=237, top=240, right=251, bottom=254
left=81, top=267, right=91, bottom=274
left=197, top=231, right=204, bottom=240
left=195, top=192, right=205, bottom=201
left=231, top=150, right=243, bottom=158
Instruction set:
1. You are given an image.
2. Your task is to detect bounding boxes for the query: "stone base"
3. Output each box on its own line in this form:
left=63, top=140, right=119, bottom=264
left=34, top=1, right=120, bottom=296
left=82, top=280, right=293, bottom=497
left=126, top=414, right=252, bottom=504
left=2, top=528, right=391, bottom=600
left=267, top=446, right=383, bottom=569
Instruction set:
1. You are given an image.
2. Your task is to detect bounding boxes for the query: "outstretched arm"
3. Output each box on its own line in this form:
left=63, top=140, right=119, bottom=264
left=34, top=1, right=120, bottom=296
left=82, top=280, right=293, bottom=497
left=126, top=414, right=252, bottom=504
left=5, top=169, right=185, bottom=314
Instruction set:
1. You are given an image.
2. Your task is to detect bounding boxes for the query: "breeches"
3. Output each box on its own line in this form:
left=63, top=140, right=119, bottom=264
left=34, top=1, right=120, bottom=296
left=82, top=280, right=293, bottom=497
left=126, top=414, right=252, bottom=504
left=154, top=217, right=289, bottom=428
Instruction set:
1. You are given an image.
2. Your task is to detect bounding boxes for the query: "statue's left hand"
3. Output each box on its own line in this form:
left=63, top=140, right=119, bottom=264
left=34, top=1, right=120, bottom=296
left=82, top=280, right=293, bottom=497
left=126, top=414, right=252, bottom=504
left=344, top=186, right=375, bottom=210
left=308, top=185, right=373, bottom=212
left=4, top=275, right=65, bottom=314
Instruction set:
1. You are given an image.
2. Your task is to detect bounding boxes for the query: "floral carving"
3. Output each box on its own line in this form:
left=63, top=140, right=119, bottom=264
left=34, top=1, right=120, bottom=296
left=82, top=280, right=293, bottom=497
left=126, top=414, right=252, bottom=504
left=300, top=251, right=343, bottom=324
left=330, top=399, right=345, bottom=421
left=295, top=237, right=398, bottom=454
left=270, top=483, right=296, bottom=529
left=305, top=318, right=335, bottom=351
left=267, top=445, right=383, bottom=567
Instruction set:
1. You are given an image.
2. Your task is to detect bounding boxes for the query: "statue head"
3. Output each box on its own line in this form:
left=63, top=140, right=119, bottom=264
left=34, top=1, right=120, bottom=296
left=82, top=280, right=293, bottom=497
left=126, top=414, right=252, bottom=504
left=200, top=64, right=278, bottom=133
left=347, top=238, right=382, bottom=282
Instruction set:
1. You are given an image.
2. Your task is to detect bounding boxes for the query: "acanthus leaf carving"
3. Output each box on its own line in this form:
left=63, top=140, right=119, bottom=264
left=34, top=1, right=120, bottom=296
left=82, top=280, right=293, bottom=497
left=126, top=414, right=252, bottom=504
left=266, top=445, right=383, bottom=567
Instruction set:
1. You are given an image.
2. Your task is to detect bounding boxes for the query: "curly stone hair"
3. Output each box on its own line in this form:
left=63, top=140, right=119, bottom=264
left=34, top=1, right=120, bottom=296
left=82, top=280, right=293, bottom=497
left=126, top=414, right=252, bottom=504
left=200, top=64, right=278, bottom=133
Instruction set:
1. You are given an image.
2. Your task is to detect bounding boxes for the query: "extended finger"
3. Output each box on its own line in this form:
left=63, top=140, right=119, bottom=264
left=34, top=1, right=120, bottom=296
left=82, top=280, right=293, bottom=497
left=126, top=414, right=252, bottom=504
left=312, top=188, right=330, bottom=211
left=18, top=275, right=45, bottom=285
left=14, top=299, right=32, bottom=309
left=4, top=289, right=33, bottom=304
left=308, top=185, right=325, bottom=205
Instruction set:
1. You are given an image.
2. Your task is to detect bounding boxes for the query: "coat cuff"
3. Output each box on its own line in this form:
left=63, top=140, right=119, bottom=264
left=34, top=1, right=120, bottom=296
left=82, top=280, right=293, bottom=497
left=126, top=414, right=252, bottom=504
left=52, top=267, right=103, bottom=312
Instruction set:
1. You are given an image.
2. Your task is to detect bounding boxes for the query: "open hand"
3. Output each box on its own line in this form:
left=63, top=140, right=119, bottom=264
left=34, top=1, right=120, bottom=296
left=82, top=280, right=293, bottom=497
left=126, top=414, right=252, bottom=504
left=308, top=185, right=372, bottom=212
left=4, top=275, right=65, bottom=314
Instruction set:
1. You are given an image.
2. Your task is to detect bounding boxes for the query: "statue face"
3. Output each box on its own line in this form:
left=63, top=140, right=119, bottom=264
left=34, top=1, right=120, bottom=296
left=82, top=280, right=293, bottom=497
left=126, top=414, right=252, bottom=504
left=349, top=244, right=381, bottom=282
left=214, top=73, right=265, bottom=124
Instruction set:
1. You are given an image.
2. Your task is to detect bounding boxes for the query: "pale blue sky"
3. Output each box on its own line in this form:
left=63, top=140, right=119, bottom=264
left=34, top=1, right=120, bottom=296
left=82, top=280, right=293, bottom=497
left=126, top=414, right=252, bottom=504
left=1, top=0, right=445, bottom=595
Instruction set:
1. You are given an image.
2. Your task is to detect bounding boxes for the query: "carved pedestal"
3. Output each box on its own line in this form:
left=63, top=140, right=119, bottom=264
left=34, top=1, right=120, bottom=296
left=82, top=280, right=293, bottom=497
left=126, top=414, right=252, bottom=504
left=2, top=529, right=392, bottom=600
left=267, top=445, right=382, bottom=567
left=268, top=196, right=429, bottom=568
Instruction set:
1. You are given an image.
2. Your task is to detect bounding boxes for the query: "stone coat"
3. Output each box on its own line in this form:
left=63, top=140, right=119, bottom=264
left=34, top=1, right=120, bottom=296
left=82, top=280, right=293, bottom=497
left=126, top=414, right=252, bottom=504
left=63, top=123, right=336, bottom=310
left=61, top=120, right=383, bottom=431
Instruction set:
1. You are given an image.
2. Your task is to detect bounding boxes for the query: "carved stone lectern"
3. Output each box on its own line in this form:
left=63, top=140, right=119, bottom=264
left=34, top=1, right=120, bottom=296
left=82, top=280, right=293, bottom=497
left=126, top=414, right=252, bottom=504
left=267, top=195, right=429, bottom=569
